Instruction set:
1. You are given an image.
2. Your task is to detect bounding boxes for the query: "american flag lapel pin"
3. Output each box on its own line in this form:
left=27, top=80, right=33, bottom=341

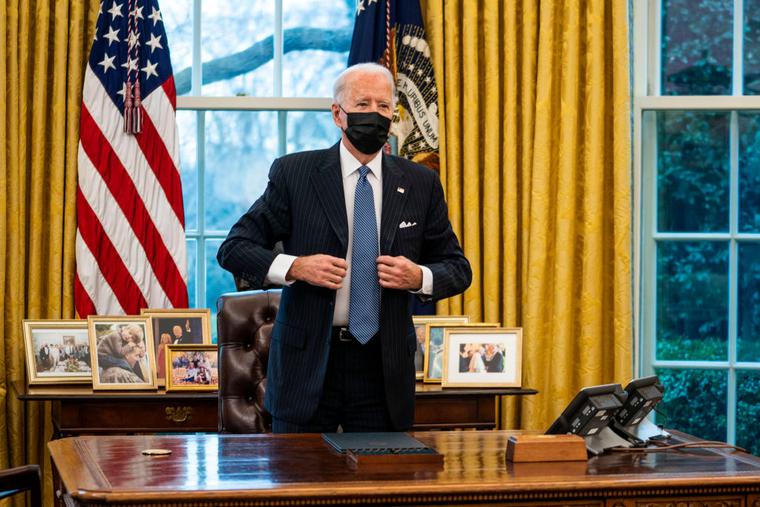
left=397, top=187, right=405, bottom=194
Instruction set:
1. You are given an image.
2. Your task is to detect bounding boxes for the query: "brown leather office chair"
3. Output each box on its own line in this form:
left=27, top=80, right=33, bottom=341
left=0, top=464, right=41, bottom=507
left=216, top=289, right=280, bottom=433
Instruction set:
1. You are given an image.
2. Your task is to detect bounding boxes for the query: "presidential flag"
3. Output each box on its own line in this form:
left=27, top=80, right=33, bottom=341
left=75, top=0, right=188, bottom=316
left=348, top=0, right=439, bottom=165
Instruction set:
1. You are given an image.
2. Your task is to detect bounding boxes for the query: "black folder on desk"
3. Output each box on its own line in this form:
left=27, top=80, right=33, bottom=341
left=322, top=432, right=436, bottom=455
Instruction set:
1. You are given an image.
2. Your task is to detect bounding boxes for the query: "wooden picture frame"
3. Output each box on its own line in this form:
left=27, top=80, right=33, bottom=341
left=22, top=320, right=92, bottom=385
left=141, top=308, right=212, bottom=385
left=441, top=328, right=523, bottom=388
left=424, top=323, right=501, bottom=383
left=412, top=315, right=469, bottom=380
left=88, top=316, right=157, bottom=390
left=165, top=345, right=219, bottom=392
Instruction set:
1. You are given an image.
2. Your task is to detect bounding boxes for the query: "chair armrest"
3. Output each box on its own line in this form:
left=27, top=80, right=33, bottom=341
left=0, top=464, right=41, bottom=507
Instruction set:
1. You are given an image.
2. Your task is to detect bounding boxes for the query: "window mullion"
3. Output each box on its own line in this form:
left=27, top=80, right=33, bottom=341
left=197, top=110, right=206, bottom=311
left=274, top=0, right=283, bottom=97
left=192, top=0, right=201, bottom=95
left=733, top=0, right=744, bottom=96
left=649, top=0, right=661, bottom=95
left=726, top=109, right=740, bottom=446
left=640, top=111, right=658, bottom=379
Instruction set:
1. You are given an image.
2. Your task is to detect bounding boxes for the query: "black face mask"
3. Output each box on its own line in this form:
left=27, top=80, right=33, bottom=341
left=340, top=106, right=391, bottom=155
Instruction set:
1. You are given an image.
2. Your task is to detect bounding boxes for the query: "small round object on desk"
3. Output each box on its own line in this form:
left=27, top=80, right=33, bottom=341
left=141, top=448, right=172, bottom=456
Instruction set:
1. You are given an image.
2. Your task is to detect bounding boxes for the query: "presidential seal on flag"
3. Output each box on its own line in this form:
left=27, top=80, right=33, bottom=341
left=391, top=24, right=439, bottom=164
left=348, top=0, right=440, bottom=170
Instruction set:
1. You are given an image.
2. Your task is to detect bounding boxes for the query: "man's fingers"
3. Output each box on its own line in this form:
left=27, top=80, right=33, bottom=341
left=331, top=258, right=348, bottom=269
left=376, top=255, right=397, bottom=267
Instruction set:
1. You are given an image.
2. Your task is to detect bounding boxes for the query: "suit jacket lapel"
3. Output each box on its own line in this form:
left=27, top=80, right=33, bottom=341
left=311, top=143, right=348, bottom=251
left=380, top=154, right=408, bottom=254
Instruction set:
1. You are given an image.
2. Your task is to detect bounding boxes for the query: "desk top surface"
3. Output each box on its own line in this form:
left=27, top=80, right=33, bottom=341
left=49, top=431, right=760, bottom=505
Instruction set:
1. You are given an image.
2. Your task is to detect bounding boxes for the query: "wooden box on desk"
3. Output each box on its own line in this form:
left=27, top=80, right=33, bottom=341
left=506, top=434, right=587, bottom=462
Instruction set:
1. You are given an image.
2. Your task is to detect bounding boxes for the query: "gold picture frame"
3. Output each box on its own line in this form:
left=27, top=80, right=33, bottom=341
left=412, top=315, right=469, bottom=380
left=141, top=308, right=212, bottom=385
left=441, top=327, right=523, bottom=388
left=424, top=323, right=501, bottom=383
left=165, top=344, right=219, bottom=392
left=88, top=316, right=157, bottom=390
left=22, top=320, right=92, bottom=385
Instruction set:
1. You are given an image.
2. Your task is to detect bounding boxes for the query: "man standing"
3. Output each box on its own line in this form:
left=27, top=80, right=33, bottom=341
left=171, top=325, right=185, bottom=344
left=217, top=63, right=471, bottom=433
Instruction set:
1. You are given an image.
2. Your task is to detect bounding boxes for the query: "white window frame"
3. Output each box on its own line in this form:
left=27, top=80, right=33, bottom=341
left=633, top=0, right=760, bottom=447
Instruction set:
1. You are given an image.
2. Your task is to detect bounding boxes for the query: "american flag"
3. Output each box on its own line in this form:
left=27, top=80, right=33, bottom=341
left=75, top=0, right=188, bottom=317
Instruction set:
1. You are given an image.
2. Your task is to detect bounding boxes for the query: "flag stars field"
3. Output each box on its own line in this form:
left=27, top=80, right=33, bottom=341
left=107, top=1, right=123, bottom=19
left=103, top=25, right=120, bottom=45
left=148, top=6, right=162, bottom=26
left=146, top=33, right=162, bottom=53
left=98, top=53, right=116, bottom=73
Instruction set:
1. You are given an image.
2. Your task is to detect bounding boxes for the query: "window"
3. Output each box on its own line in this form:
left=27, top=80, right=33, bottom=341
left=634, top=0, right=760, bottom=454
left=162, top=0, right=354, bottom=337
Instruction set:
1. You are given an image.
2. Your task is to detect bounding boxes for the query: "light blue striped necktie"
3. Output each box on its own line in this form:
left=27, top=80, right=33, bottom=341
left=348, top=165, right=381, bottom=344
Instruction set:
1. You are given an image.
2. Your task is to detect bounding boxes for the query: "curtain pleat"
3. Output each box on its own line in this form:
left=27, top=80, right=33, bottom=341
left=1, top=2, right=98, bottom=505
left=422, top=0, right=633, bottom=431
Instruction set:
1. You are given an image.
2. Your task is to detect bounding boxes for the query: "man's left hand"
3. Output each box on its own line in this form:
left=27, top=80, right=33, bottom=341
left=377, top=255, right=422, bottom=290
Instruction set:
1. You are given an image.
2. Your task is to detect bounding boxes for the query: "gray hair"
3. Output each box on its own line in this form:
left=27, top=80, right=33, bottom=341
left=333, top=63, right=397, bottom=107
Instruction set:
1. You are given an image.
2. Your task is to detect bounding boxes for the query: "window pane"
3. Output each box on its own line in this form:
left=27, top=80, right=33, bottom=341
left=736, top=371, right=760, bottom=456
left=738, top=243, right=760, bottom=362
left=286, top=111, right=338, bottom=153
left=204, top=111, right=277, bottom=231
left=655, top=368, right=727, bottom=442
left=656, top=241, right=728, bottom=361
left=205, top=239, right=236, bottom=343
left=656, top=111, right=729, bottom=232
left=201, top=4, right=274, bottom=96
left=282, top=0, right=353, bottom=97
left=162, top=0, right=194, bottom=96
left=660, top=0, right=732, bottom=95
left=186, top=238, right=197, bottom=308
left=738, top=113, right=760, bottom=232
left=177, top=110, right=197, bottom=232
left=744, top=0, right=760, bottom=94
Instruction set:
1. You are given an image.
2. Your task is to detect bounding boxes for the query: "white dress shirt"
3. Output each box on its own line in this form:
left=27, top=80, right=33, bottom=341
left=265, top=140, right=433, bottom=326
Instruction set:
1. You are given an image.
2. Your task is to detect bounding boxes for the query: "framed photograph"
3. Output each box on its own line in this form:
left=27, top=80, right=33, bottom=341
left=165, top=345, right=219, bottom=392
left=412, top=315, right=469, bottom=380
left=141, top=309, right=211, bottom=385
left=424, top=323, right=500, bottom=383
left=441, top=328, right=523, bottom=388
left=23, top=320, right=92, bottom=385
left=88, top=316, right=157, bottom=390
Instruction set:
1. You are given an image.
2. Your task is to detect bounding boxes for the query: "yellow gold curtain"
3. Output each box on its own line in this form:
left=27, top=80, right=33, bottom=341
left=422, top=0, right=633, bottom=430
left=1, top=1, right=97, bottom=504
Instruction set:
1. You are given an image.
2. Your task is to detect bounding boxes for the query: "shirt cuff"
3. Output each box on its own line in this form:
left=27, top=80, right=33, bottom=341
left=410, top=265, right=433, bottom=296
left=265, top=254, right=298, bottom=286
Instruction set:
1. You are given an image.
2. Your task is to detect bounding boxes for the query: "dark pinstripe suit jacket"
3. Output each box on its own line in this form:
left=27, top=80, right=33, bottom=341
left=217, top=142, right=471, bottom=430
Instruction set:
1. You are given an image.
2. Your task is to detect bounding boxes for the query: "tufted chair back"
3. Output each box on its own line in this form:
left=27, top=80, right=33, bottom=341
left=216, top=289, right=280, bottom=433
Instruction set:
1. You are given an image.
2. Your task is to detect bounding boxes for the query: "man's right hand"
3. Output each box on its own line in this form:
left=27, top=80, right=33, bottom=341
left=286, top=254, right=347, bottom=290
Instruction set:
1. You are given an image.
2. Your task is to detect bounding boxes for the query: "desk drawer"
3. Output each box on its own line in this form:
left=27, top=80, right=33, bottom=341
left=413, top=395, right=496, bottom=429
left=606, top=494, right=746, bottom=507
left=55, top=398, right=218, bottom=434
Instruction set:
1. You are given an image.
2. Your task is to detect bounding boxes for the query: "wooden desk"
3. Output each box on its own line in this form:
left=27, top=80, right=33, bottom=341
left=15, top=382, right=536, bottom=435
left=49, top=431, right=760, bottom=507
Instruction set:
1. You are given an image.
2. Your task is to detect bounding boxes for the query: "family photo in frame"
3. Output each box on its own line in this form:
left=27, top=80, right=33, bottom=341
left=165, top=345, right=219, bottom=392
left=141, top=308, right=212, bottom=384
left=88, top=316, right=157, bottom=390
left=23, top=320, right=92, bottom=385
left=441, top=328, right=523, bottom=388
left=424, top=322, right=500, bottom=383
